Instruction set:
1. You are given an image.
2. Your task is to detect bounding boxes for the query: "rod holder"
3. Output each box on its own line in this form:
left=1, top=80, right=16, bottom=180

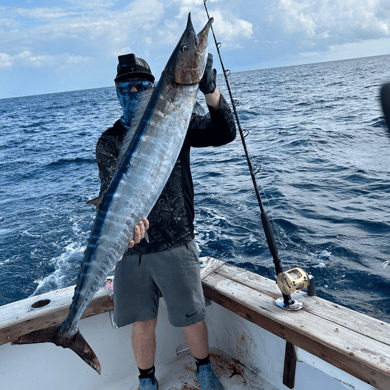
left=276, top=298, right=304, bottom=311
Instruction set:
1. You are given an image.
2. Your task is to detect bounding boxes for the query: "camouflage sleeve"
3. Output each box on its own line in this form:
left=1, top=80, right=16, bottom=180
left=96, top=135, right=120, bottom=198
left=184, top=94, right=236, bottom=148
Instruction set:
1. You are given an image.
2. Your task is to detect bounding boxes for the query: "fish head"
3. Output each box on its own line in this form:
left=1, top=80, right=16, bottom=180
left=166, top=13, right=214, bottom=85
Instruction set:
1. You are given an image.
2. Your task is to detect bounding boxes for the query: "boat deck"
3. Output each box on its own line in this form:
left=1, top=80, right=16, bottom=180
left=99, top=347, right=277, bottom=390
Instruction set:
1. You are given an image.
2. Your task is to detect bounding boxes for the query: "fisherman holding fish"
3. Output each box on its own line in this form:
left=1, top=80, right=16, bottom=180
left=13, top=14, right=233, bottom=390
left=94, top=49, right=236, bottom=389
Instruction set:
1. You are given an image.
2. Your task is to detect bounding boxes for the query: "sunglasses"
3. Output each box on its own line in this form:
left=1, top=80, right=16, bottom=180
left=116, top=80, right=152, bottom=92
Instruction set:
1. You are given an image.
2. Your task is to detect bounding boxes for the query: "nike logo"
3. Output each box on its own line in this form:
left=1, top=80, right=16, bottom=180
left=186, top=310, right=199, bottom=318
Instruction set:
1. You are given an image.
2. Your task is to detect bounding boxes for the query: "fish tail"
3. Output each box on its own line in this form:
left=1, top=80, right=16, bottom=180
left=11, top=325, right=101, bottom=374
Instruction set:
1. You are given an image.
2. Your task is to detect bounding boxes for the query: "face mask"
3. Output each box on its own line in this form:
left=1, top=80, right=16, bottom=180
left=116, top=81, right=144, bottom=129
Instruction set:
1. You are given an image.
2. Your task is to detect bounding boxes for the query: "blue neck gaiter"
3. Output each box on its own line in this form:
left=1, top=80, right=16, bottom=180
left=116, top=81, right=140, bottom=130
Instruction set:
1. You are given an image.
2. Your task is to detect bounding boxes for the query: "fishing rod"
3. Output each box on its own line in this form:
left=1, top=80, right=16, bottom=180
left=203, top=0, right=315, bottom=309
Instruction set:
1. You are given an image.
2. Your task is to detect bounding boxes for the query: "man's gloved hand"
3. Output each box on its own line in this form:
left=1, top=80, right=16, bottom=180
left=199, top=53, right=217, bottom=95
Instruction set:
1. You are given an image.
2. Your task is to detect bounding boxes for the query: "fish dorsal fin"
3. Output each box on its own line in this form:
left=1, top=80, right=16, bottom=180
left=116, top=87, right=155, bottom=168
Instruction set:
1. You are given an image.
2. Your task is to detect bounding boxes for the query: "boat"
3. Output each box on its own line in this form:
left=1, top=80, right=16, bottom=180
left=0, top=256, right=389, bottom=390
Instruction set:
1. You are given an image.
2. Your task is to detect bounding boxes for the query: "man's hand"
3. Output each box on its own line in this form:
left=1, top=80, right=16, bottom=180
left=128, top=217, right=149, bottom=248
left=199, top=54, right=216, bottom=95
left=199, top=53, right=220, bottom=109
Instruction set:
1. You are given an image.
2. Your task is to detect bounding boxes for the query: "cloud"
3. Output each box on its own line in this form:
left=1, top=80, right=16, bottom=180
left=16, top=8, right=77, bottom=20
left=0, top=53, right=12, bottom=68
left=113, top=47, right=132, bottom=57
left=208, top=9, right=253, bottom=42
left=0, top=17, right=19, bottom=29
left=269, top=0, right=390, bottom=51
left=0, top=50, right=91, bottom=69
left=300, top=51, right=320, bottom=58
left=173, top=1, right=253, bottom=45
left=64, top=0, right=116, bottom=9
left=0, top=50, right=34, bottom=68
left=172, top=0, right=224, bottom=5
left=0, top=0, right=165, bottom=61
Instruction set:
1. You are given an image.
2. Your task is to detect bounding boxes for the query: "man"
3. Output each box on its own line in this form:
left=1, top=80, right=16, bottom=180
left=95, top=53, right=236, bottom=390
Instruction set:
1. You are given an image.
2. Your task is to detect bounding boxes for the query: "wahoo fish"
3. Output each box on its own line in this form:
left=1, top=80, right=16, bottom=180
left=12, top=13, right=213, bottom=374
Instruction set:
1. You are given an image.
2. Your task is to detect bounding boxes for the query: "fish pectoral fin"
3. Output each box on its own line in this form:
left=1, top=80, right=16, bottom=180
left=12, top=326, right=101, bottom=375
left=86, top=196, right=102, bottom=207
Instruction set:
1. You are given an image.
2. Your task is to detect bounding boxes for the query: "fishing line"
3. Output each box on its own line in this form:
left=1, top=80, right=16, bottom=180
left=260, top=186, right=286, bottom=252
left=203, top=0, right=293, bottom=305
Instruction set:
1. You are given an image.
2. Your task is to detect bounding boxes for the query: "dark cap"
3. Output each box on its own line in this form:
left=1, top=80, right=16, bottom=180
left=114, top=53, right=155, bottom=83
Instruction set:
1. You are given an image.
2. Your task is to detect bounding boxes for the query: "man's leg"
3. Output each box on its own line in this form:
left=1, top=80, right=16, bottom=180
left=132, top=316, right=158, bottom=369
left=183, top=320, right=209, bottom=359
left=184, top=320, right=225, bottom=389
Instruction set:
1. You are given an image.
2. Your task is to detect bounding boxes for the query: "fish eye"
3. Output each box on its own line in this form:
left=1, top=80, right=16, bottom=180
left=181, top=45, right=188, bottom=52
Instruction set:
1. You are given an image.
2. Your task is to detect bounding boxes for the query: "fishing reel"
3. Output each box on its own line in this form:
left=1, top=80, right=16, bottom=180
left=275, top=268, right=315, bottom=311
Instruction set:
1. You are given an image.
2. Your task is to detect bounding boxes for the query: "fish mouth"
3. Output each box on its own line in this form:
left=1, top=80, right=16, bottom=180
left=173, top=13, right=214, bottom=85
left=164, top=12, right=214, bottom=85
left=185, top=12, right=214, bottom=45
left=193, top=16, right=213, bottom=81
left=197, top=16, right=214, bottom=44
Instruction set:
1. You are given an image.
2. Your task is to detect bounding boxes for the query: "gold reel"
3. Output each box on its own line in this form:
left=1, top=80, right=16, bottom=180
left=277, top=268, right=309, bottom=295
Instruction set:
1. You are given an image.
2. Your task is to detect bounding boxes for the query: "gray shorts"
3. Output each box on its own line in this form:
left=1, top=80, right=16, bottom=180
left=113, top=240, right=206, bottom=328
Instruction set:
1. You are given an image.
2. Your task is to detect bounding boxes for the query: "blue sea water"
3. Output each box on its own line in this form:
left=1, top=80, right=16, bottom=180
left=1, top=55, right=390, bottom=323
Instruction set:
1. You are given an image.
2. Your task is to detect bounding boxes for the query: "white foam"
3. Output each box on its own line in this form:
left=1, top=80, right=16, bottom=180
left=22, top=229, right=40, bottom=238
left=0, top=228, right=13, bottom=236
left=0, top=259, right=10, bottom=266
left=32, top=242, right=86, bottom=296
left=314, top=250, right=331, bottom=259
left=194, top=240, right=202, bottom=253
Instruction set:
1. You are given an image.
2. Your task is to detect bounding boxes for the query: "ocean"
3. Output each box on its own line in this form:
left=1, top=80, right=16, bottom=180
left=1, top=54, right=389, bottom=323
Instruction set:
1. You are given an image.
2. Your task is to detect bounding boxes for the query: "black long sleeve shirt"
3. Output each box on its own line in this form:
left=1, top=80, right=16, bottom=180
left=95, top=94, right=236, bottom=254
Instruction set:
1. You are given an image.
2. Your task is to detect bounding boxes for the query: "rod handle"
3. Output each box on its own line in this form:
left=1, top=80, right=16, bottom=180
left=261, top=211, right=282, bottom=270
left=307, top=275, right=316, bottom=296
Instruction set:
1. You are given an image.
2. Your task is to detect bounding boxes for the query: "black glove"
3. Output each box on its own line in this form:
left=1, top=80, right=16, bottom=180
left=199, top=53, right=217, bottom=95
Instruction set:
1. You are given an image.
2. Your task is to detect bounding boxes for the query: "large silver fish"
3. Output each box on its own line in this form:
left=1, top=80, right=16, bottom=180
left=12, top=13, right=213, bottom=374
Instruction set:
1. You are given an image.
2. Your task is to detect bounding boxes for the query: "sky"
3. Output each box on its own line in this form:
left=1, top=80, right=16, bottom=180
left=0, top=0, right=390, bottom=99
